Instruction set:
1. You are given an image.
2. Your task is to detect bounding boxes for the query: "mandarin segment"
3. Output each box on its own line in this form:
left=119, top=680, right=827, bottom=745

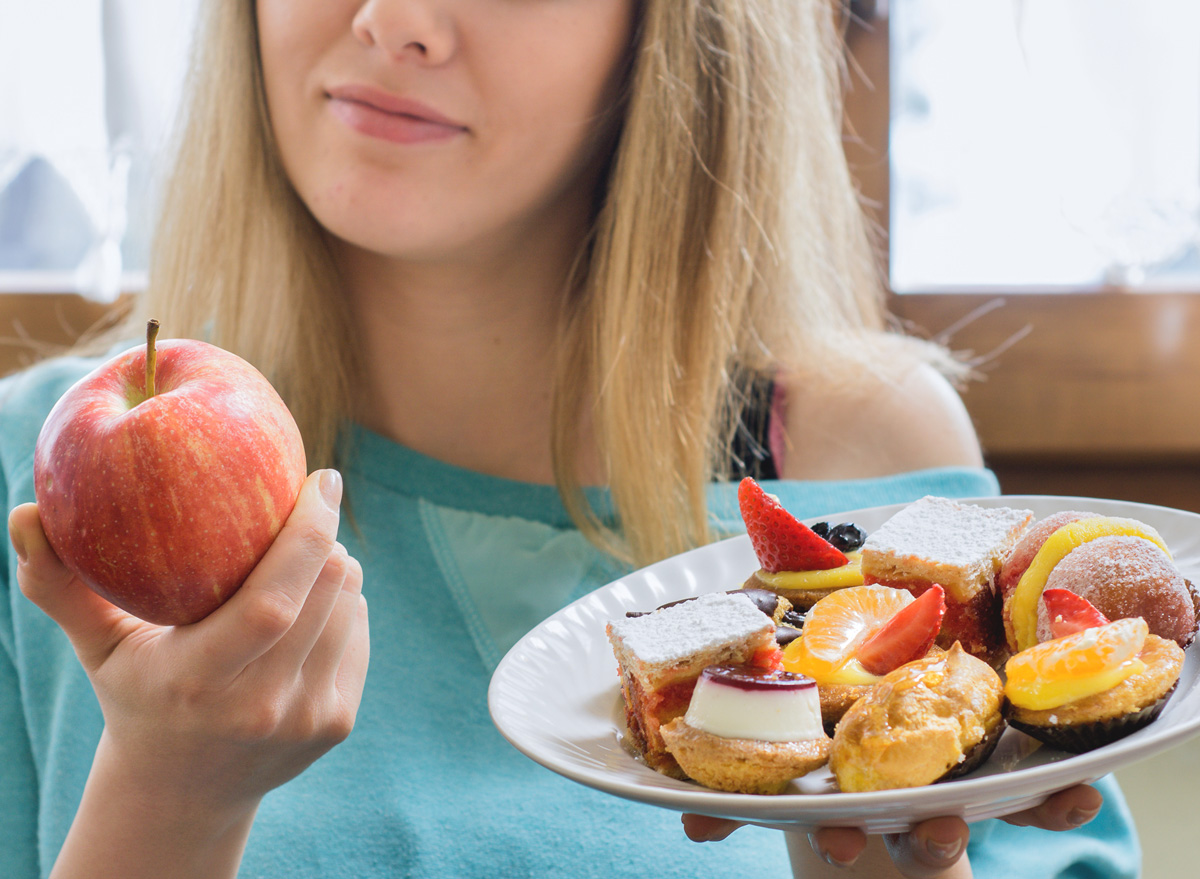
left=781, top=585, right=912, bottom=683
left=1004, top=617, right=1149, bottom=711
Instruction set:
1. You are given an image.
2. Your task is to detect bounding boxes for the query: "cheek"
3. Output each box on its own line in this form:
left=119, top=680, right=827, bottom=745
left=487, top=34, right=630, bottom=185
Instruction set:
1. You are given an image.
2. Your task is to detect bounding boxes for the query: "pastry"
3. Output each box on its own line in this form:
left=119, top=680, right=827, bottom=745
left=1000, top=514, right=1199, bottom=652
left=660, top=665, right=830, bottom=794
left=606, top=591, right=780, bottom=777
left=626, top=587, right=806, bottom=647
left=1002, top=599, right=1184, bottom=753
left=781, top=583, right=946, bottom=732
left=860, top=496, right=1033, bottom=666
left=737, top=477, right=865, bottom=610
left=829, top=643, right=1005, bottom=792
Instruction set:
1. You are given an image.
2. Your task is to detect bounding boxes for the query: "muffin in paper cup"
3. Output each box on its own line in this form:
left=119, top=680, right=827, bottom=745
left=1003, top=630, right=1184, bottom=754
left=1005, top=685, right=1176, bottom=754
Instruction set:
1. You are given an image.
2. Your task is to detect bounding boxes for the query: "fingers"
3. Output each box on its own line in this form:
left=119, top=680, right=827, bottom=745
left=302, top=551, right=364, bottom=681
left=808, top=826, right=868, bottom=868
left=204, top=469, right=344, bottom=674
left=681, top=814, right=742, bottom=842
left=330, top=592, right=370, bottom=722
left=8, top=503, right=135, bottom=667
left=883, top=816, right=970, bottom=878
left=270, top=542, right=354, bottom=670
left=1002, top=784, right=1103, bottom=831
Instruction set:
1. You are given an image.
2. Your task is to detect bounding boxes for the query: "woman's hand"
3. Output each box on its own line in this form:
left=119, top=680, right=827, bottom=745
left=682, top=783, right=1103, bottom=878
left=8, top=469, right=370, bottom=879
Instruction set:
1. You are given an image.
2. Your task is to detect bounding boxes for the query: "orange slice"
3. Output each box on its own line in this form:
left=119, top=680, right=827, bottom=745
left=1004, top=617, right=1148, bottom=711
left=1010, top=517, right=1169, bottom=651
left=781, top=585, right=912, bottom=684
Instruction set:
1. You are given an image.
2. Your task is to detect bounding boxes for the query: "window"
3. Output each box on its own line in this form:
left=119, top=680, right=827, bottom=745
left=3, top=1, right=1198, bottom=298
left=887, top=0, right=1200, bottom=292
left=0, top=0, right=199, bottom=299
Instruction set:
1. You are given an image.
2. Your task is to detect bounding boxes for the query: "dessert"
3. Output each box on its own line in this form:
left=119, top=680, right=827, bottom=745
left=1002, top=596, right=1184, bottom=753
left=738, top=477, right=865, bottom=609
left=606, top=591, right=780, bottom=777
left=1000, top=514, right=1199, bottom=652
left=627, top=587, right=806, bottom=647
left=660, top=665, right=831, bottom=794
left=781, top=584, right=946, bottom=731
left=860, top=496, right=1033, bottom=665
left=997, top=510, right=1094, bottom=598
left=829, top=643, right=1005, bottom=792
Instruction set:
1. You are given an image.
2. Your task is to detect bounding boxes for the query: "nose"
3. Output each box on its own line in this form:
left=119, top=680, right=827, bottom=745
left=351, top=0, right=458, bottom=65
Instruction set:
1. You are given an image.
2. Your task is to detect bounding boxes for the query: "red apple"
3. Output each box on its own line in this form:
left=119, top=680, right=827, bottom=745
left=33, top=320, right=308, bottom=625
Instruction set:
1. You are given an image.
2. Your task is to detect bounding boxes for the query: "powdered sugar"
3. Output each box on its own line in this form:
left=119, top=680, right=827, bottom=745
left=862, top=496, right=1033, bottom=568
left=607, top=592, right=774, bottom=665
left=1041, top=535, right=1199, bottom=646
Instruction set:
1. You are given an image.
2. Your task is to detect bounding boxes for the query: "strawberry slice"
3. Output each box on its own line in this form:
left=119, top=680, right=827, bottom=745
left=737, top=477, right=848, bottom=573
left=1042, top=588, right=1110, bottom=639
left=856, top=584, right=946, bottom=675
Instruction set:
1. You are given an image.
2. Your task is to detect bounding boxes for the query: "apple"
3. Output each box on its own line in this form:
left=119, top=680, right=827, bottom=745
left=33, top=320, right=308, bottom=625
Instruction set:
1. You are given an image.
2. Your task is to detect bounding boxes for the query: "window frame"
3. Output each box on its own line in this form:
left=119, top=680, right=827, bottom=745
left=844, top=10, right=1200, bottom=467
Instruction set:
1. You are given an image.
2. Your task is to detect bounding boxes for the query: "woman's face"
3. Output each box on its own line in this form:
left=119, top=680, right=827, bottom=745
left=257, top=0, right=636, bottom=268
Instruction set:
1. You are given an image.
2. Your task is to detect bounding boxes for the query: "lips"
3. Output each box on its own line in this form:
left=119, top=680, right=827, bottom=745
left=325, top=85, right=467, bottom=145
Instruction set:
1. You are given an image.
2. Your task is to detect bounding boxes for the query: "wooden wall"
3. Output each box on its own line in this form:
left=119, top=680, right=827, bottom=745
left=0, top=293, right=129, bottom=378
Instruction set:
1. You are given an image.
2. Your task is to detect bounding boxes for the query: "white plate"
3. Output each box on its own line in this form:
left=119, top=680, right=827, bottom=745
left=488, top=496, right=1200, bottom=833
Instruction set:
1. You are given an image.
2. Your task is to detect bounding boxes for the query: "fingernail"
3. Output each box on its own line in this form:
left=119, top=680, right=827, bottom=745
left=10, top=527, right=27, bottom=564
left=808, top=834, right=855, bottom=867
left=926, top=837, right=963, bottom=861
left=319, top=469, right=343, bottom=511
left=1067, top=806, right=1100, bottom=827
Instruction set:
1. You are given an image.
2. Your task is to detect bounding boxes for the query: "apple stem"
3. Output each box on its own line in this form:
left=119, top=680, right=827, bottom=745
left=146, top=319, right=160, bottom=399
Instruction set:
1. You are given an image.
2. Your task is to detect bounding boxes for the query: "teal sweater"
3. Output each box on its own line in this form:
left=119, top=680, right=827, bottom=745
left=0, top=354, right=1139, bottom=878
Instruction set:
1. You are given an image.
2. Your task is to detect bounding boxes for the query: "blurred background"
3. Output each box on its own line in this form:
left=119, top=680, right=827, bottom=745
left=2, top=2, right=1199, bottom=874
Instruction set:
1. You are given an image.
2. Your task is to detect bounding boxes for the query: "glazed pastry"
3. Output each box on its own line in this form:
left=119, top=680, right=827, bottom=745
left=660, top=665, right=830, bottom=794
left=781, top=584, right=946, bottom=732
left=860, top=496, right=1032, bottom=666
left=829, top=643, right=1005, bottom=792
left=1001, top=514, right=1199, bottom=652
left=1003, top=595, right=1184, bottom=753
left=606, top=592, right=780, bottom=777
left=737, top=477, right=865, bottom=610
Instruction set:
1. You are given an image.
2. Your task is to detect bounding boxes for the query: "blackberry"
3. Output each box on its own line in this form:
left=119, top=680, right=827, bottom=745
left=827, top=522, right=867, bottom=552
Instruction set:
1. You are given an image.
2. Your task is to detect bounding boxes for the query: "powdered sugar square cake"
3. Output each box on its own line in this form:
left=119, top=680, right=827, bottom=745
left=860, top=496, right=1032, bottom=665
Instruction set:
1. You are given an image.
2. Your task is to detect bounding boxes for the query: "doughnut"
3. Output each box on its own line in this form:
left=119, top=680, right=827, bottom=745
left=997, top=510, right=1094, bottom=599
left=1041, top=535, right=1200, bottom=648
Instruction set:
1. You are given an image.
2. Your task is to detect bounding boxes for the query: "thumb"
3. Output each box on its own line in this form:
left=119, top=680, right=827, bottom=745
left=9, top=503, right=132, bottom=666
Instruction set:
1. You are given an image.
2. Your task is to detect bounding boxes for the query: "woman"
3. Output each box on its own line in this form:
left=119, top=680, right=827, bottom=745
left=1, top=1, right=1136, bottom=877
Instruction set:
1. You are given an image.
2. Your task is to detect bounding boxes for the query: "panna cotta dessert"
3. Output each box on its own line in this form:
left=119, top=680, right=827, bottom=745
left=685, top=665, right=823, bottom=741
left=607, top=592, right=781, bottom=777
left=660, top=665, right=831, bottom=794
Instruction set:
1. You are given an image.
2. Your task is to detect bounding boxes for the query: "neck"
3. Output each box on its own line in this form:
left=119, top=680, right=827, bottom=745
left=336, top=236, right=587, bottom=485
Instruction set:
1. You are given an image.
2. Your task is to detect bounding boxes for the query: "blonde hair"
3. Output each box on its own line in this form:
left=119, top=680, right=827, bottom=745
left=115, top=0, right=885, bottom=566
